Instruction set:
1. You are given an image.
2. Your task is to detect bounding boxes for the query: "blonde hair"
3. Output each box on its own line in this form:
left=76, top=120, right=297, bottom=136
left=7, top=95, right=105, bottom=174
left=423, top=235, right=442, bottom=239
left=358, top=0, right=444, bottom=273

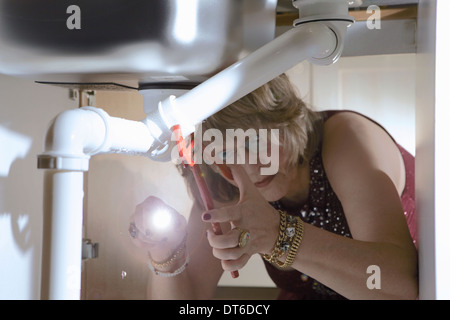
left=178, top=74, right=323, bottom=204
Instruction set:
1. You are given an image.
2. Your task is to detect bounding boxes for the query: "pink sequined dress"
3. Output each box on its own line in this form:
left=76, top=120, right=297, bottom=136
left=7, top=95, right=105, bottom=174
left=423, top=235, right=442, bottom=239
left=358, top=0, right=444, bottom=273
left=264, top=110, right=416, bottom=300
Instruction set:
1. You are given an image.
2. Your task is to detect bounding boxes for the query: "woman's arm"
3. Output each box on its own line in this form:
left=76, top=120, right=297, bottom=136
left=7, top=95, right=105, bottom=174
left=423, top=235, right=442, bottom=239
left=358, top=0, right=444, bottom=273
left=290, top=221, right=418, bottom=299
left=144, top=199, right=224, bottom=300
left=205, top=112, right=417, bottom=300
left=290, top=111, right=417, bottom=299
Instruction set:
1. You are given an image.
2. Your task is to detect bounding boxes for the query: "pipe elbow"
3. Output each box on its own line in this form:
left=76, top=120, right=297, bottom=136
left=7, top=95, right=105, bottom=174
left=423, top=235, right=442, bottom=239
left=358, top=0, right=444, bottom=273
left=292, top=23, right=337, bottom=60
left=44, top=108, right=106, bottom=156
left=38, top=107, right=156, bottom=170
left=298, top=21, right=351, bottom=66
left=38, top=108, right=107, bottom=171
left=291, top=0, right=354, bottom=65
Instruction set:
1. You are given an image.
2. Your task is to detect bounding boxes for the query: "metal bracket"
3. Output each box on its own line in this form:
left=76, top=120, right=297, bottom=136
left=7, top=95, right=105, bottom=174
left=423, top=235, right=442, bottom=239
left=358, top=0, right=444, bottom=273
left=82, top=239, right=99, bottom=260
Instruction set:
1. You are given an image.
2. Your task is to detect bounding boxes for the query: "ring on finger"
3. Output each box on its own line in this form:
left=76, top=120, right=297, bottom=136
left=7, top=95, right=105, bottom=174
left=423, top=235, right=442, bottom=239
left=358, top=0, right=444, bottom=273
left=234, top=227, right=250, bottom=248
left=129, top=222, right=138, bottom=239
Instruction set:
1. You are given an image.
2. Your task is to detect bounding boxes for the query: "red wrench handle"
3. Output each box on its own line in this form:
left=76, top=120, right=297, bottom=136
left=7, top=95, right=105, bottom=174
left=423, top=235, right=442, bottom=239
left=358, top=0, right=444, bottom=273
left=173, top=125, right=239, bottom=278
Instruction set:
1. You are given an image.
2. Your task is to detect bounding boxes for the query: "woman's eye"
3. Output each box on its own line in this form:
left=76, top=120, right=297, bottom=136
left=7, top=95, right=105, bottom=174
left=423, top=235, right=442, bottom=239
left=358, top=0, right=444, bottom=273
left=218, top=150, right=236, bottom=162
left=219, top=151, right=228, bottom=160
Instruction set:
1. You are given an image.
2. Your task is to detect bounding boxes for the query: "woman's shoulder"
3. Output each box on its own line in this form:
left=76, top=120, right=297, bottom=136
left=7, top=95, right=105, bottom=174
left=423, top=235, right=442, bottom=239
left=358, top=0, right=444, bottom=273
left=321, top=110, right=396, bottom=147
left=321, top=109, right=374, bottom=128
left=320, top=110, right=397, bottom=142
left=322, top=111, right=380, bottom=151
left=320, top=109, right=406, bottom=196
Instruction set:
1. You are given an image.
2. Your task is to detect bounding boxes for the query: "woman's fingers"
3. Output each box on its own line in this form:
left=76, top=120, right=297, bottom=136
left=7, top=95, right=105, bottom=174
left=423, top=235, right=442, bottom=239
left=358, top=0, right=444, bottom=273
left=212, top=247, right=249, bottom=261
left=206, top=227, right=253, bottom=272
left=202, top=206, right=242, bottom=224
left=220, top=253, right=251, bottom=272
left=206, top=228, right=243, bottom=249
left=130, top=196, right=187, bottom=249
left=228, top=164, right=257, bottom=201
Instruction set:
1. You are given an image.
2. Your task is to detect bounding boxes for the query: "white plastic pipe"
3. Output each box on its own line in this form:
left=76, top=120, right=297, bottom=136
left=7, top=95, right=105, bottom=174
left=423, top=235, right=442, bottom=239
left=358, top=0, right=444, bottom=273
left=155, top=22, right=338, bottom=137
left=40, top=107, right=154, bottom=167
left=41, top=170, right=84, bottom=300
left=39, top=107, right=156, bottom=300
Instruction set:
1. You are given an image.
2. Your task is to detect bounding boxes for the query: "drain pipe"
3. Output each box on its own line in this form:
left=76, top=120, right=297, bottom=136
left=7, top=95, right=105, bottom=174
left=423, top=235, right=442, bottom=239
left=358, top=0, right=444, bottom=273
left=38, top=107, right=154, bottom=300
left=142, top=20, right=353, bottom=160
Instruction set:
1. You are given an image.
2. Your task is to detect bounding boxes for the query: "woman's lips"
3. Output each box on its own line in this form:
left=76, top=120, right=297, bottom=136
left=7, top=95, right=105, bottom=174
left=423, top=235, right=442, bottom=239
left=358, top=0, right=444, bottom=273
left=254, top=175, right=275, bottom=188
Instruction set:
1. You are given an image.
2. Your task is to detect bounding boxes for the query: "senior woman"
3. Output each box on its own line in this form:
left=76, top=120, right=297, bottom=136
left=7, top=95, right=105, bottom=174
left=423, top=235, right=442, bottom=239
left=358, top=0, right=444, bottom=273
left=130, top=74, right=418, bottom=300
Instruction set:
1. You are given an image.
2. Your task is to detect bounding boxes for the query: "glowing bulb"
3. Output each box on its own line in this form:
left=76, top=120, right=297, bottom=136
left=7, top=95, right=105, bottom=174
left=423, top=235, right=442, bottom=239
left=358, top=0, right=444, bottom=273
left=150, top=209, right=173, bottom=231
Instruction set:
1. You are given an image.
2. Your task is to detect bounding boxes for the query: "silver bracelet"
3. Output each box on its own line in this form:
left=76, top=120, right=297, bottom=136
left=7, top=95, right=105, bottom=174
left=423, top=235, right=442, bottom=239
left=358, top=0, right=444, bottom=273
left=148, top=256, right=189, bottom=277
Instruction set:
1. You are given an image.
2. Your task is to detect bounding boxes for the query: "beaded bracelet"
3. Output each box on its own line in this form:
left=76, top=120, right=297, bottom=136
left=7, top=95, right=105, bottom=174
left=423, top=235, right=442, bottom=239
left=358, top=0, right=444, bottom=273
left=149, top=239, right=186, bottom=270
left=262, top=210, right=304, bottom=268
left=148, top=256, right=189, bottom=277
left=148, top=235, right=188, bottom=277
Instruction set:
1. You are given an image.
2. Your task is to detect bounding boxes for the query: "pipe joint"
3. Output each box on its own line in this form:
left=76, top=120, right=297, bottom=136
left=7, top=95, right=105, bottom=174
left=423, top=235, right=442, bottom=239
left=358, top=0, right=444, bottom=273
left=141, top=105, right=175, bottom=162
left=292, top=0, right=354, bottom=66
left=140, top=89, right=189, bottom=162
left=38, top=108, right=106, bottom=171
left=38, top=107, right=154, bottom=171
left=305, top=20, right=353, bottom=66
left=292, top=0, right=354, bottom=25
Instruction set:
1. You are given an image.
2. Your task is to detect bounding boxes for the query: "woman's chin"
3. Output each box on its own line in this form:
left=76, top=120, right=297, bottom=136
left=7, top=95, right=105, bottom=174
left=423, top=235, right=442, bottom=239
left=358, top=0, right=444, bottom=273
left=259, top=184, right=286, bottom=202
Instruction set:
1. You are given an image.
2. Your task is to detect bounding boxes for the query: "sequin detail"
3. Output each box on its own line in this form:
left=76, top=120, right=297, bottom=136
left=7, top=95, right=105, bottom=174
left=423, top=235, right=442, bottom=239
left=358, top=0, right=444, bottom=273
left=262, top=110, right=416, bottom=300
left=266, top=149, right=351, bottom=298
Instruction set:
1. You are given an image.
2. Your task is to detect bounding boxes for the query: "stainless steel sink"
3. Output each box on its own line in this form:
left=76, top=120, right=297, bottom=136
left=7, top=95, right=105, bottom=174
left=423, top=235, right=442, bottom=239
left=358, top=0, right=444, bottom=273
left=0, top=0, right=276, bottom=88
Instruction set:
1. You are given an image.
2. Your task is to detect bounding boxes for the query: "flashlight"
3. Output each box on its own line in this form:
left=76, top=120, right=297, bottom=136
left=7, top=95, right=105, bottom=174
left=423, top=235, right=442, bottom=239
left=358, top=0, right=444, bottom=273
left=147, top=208, right=173, bottom=232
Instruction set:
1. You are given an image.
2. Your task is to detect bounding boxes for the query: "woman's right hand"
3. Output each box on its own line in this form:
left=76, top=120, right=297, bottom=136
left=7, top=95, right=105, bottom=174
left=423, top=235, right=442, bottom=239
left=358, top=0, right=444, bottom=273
left=129, top=196, right=188, bottom=263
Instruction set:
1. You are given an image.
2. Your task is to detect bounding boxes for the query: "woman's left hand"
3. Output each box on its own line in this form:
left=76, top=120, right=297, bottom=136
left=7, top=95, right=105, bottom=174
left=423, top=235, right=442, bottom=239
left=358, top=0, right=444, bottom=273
left=202, top=165, right=280, bottom=272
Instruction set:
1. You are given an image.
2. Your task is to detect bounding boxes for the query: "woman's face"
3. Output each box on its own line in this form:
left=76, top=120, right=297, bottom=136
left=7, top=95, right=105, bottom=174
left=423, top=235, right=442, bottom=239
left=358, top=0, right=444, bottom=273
left=242, top=150, right=299, bottom=202
left=215, top=144, right=300, bottom=202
